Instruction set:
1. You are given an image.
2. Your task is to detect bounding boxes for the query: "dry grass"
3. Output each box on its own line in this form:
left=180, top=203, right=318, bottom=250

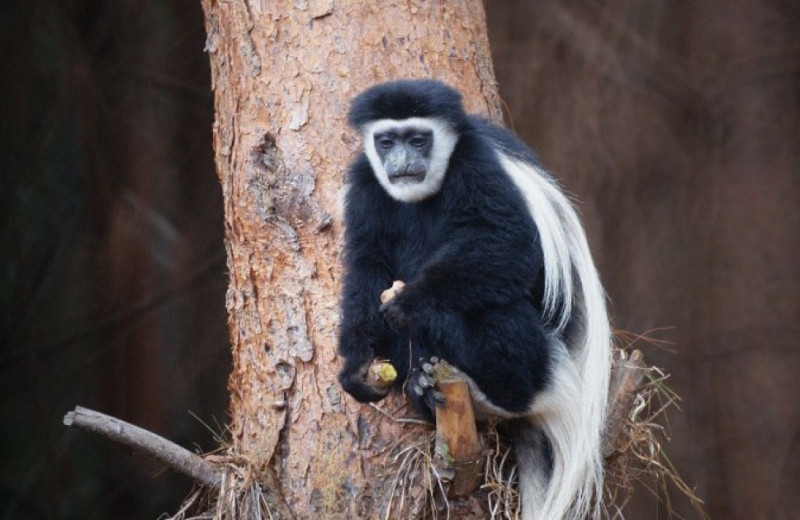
left=168, top=341, right=705, bottom=519
left=372, top=415, right=519, bottom=519
left=482, top=421, right=520, bottom=519
left=602, top=345, right=708, bottom=519
left=164, top=451, right=280, bottom=520
left=371, top=342, right=706, bottom=519
left=378, top=424, right=448, bottom=519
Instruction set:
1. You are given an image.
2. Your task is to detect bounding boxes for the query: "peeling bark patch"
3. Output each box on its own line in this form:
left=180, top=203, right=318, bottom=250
left=253, top=132, right=279, bottom=172
left=356, top=413, right=371, bottom=448
left=294, top=0, right=334, bottom=19
left=241, top=37, right=262, bottom=77
left=309, top=488, right=323, bottom=513
left=309, top=0, right=334, bottom=19
left=249, top=175, right=275, bottom=217
left=249, top=133, right=280, bottom=218
left=275, top=361, right=297, bottom=391
left=326, top=384, right=341, bottom=406
left=249, top=132, right=316, bottom=230
left=234, top=307, right=264, bottom=343
left=203, top=21, right=219, bottom=53
left=234, top=6, right=261, bottom=77
left=315, top=211, right=333, bottom=232
left=288, top=89, right=310, bottom=130
left=286, top=299, right=314, bottom=362
left=275, top=219, right=301, bottom=250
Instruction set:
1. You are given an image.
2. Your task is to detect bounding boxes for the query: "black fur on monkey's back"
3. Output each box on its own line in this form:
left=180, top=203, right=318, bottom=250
left=338, top=80, right=557, bottom=417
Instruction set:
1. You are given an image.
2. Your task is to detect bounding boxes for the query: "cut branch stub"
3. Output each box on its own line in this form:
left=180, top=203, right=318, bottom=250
left=603, top=349, right=648, bottom=458
left=430, top=360, right=485, bottom=498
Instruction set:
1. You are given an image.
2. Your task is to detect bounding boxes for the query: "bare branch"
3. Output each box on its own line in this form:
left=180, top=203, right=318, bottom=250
left=63, top=406, right=221, bottom=488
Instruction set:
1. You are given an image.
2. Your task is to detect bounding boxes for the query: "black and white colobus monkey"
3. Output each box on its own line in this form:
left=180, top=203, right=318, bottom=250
left=338, top=79, right=611, bottom=520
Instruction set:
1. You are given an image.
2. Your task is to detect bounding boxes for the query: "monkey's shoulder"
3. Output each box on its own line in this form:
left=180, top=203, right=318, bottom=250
left=464, top=116, right=543, bottom=167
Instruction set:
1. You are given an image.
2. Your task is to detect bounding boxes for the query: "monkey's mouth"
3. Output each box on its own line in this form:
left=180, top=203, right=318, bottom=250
left=388, top=171, right=426, bottom=184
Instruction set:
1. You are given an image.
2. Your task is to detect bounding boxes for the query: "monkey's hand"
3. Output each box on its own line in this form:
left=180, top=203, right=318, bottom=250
left=380, top=297, right=413, bottom=330
left=338, top=357, right=392, bottom=403
left=380, top=280, right=406, bottom=305
left=380, top=280, right=414, bottom=330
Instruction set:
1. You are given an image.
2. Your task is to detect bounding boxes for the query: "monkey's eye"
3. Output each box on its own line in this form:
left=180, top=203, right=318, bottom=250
left=376, top=137, right=394, bottom=150
left=409, top=135, right=429, bottom=148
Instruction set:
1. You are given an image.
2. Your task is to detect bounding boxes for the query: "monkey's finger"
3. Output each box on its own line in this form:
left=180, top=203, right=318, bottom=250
left=380, top=280, right=406, bottom=304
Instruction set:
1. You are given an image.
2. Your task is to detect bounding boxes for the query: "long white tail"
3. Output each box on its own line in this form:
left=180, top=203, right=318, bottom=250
left=499, top=152, right=611, bottom=520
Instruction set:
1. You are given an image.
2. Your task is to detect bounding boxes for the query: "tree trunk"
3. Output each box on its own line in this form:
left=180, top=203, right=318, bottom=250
left=199, top=1, right=500, bottom=517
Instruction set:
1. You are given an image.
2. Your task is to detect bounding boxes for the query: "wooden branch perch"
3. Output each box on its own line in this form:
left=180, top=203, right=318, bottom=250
left=430, top=361, right=485, bottom=498
left=63, top=406, right=221, bottom=488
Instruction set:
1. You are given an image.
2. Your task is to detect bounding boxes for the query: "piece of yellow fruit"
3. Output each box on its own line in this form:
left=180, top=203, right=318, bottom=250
left=368, top=361, right=397, bottom=389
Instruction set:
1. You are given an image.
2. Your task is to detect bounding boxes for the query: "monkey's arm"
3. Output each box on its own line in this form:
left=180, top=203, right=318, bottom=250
left=337, top=176, right=398, bottom=402
left=381, top=215, right=542, bottom=328
left=338, top=252, right=398, bottom=402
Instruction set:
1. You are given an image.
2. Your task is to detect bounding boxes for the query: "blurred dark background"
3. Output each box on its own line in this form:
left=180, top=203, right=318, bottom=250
left=1, top=1, right=228, bottom=518
left=489, top=2, right=799, bottom=518
left=1, top=1, right=798, bottom=519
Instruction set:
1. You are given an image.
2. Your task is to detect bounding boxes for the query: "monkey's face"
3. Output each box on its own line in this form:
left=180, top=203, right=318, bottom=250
left=373, top=128, right=433, bottom=185
left=362, top=117, right=458, bottom=203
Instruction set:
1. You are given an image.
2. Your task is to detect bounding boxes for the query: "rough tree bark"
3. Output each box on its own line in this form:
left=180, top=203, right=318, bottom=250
left=199, top=1, right=500, bottom=517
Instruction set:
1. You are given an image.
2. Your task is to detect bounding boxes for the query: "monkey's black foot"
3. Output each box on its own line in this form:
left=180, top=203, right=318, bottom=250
left=406, top=357, right=445, bottom=420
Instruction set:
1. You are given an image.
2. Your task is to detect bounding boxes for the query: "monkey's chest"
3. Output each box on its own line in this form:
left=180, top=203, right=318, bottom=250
left=386, top=215, right=445, bottom=282
left=390, top=235, right=435, bottom=281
